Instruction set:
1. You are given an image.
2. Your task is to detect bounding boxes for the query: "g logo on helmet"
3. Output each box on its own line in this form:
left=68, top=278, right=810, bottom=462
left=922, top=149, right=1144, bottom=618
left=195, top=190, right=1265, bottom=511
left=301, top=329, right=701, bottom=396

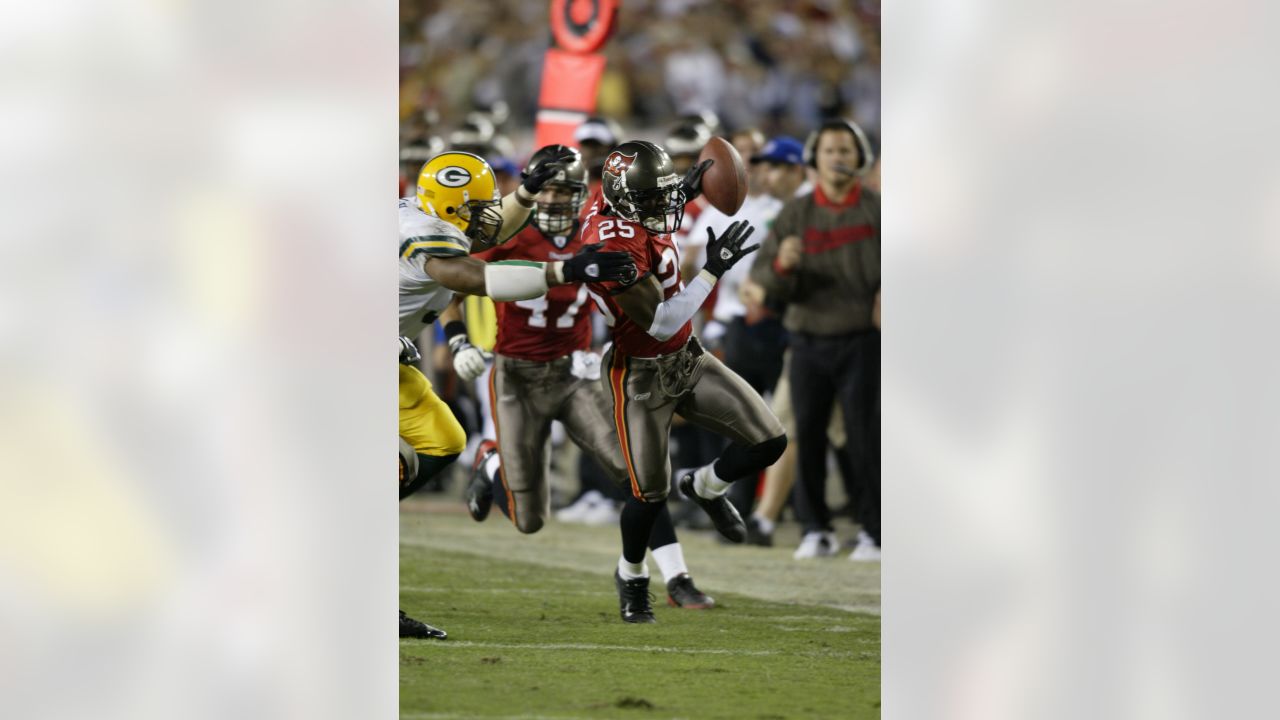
left=437, top=166, right=472, bottom=187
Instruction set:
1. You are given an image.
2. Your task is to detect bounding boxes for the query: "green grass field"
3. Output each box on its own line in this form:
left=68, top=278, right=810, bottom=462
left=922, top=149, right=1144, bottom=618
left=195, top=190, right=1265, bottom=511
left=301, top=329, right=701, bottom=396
left=401, top=499, right=880, bottom=719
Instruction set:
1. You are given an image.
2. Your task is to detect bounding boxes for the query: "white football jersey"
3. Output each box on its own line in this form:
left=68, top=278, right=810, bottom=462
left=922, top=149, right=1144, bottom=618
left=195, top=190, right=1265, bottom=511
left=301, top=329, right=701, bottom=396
left=399, top=197, right=471, bottom=338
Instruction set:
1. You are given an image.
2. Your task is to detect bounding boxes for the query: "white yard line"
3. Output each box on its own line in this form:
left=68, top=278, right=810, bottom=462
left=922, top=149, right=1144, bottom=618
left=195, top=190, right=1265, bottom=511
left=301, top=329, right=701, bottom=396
left=402, top=639, right=865, bottom=659
left=400, top=585, right=613, bottom=596
left=402, top=714, right=689, bottom=720
left=402, top=714, right=621, bottom=720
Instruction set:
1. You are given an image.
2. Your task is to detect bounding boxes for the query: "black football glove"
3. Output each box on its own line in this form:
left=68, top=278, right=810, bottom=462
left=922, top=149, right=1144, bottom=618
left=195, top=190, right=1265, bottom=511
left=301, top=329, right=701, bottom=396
left=680, top=158, right=713, bottom=202
left=701, top=220, right=759, bottom=278
left=561, top=242, right=639, bottom=285
left=521, top=147, right=577, bottom=195
left=398, top=336, right=421, bottom=365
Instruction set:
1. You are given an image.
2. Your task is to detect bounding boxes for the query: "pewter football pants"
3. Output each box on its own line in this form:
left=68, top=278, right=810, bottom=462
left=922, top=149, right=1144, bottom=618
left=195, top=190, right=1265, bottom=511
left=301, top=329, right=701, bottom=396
left=603, top=338, right=785, bottom=502
left=489, top=354, right=629, bottom=534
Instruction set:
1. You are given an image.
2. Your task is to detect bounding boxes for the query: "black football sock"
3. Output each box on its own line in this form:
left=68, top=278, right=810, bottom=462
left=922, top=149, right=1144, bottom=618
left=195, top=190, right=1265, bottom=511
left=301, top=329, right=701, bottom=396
left=620, top=497, right=664, bottom=564
left=400, top=452, right=459, bottom=501
left=646, top=499, right=679, bottom=551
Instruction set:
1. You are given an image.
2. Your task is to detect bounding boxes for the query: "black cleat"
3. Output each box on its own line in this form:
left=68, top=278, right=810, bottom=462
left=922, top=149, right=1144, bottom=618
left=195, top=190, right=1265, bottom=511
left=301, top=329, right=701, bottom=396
left=745, top=516, right=774, bottom=547
left=465, top=440, right=497, bottom=522
left=678, top=471, right=746, bottom=543
left=614, top=570, right=657, bottom=623
left=400, top=610, right=447, bottom=639
left=666, top=573, right=715, bottom=609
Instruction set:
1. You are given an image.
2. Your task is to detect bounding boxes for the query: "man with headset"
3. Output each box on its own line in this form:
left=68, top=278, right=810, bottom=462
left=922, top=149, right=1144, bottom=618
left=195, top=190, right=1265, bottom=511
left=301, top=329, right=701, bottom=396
left=750, top=118, right=881, bottom=561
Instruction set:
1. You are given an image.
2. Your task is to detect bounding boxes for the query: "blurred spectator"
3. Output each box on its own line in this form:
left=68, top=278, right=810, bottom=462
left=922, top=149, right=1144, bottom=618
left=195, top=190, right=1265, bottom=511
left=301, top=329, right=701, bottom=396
left=863, top=157, right=881, bottom=193
left=750, top=118, right=880, bottom=561
left=730, top=126, right=766, bottom=193
left=399, top=138, right=442, bottom=197
left=665, top=121, right=712, bottom=255
left=749, top=353, right=849, bottom=546
left=758, top=138, right=812, bottom=200
left=486, top=156, right=522, bottom=197
left=574, top=116, right=623, bottom=192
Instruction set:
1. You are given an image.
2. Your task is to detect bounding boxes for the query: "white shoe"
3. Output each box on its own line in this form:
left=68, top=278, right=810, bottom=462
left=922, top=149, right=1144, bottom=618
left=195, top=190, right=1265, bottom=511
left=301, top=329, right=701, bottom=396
left=555, top=490, right=605, bottom=523
left=579, top=499, right=621, bottom=526
left=793, top=531, right=839, bottom=559
left=849, top=530, right=881, bottom=562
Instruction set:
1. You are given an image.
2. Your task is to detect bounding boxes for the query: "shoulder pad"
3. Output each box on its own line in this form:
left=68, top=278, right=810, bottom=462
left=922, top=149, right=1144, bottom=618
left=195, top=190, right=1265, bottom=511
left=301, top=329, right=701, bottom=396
left=399, top=199, right=469, bottom=258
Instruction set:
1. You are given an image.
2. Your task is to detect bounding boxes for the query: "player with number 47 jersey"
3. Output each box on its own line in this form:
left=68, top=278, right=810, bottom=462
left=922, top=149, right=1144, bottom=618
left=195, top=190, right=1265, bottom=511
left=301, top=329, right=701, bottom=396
left=466, top=145, right=716, bottom=620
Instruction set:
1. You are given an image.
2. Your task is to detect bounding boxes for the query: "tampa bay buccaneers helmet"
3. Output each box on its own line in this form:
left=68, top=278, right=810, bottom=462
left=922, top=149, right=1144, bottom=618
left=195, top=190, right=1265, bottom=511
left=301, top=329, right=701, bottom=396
left=523, top=144, right=587, bottom=236
left=600, top=140, right=685, bottom=234
left=416, top=151, right=504, bottom=244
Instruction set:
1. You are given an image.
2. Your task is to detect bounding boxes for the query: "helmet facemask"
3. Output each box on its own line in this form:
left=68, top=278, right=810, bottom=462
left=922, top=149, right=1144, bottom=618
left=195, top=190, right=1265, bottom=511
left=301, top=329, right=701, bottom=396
left=533, top=181, right=586, bottom=236
left=617, top=182, right=686, bottom=234
left=457, top=199, right=504, bottom=245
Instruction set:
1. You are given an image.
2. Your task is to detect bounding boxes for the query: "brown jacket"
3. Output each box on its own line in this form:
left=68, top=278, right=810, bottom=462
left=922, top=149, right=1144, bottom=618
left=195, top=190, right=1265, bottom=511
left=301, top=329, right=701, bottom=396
left=750, top=183, right=880, bottom=335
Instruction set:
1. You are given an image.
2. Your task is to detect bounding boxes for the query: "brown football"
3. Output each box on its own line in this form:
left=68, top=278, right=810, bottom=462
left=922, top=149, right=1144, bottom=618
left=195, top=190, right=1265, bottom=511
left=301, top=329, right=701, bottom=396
left=696, top=136, right=748, bottom=215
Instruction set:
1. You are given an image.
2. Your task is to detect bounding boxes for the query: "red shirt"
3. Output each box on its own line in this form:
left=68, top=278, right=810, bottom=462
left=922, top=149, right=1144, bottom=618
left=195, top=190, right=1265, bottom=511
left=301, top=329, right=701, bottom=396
left=474, top=223, right=593, bottom=361
left=581, top=196, right=691, bottom=358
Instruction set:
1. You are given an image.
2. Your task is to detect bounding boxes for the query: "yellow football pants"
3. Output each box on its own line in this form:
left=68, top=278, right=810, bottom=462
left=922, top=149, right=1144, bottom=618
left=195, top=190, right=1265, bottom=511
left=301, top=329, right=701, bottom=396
left=399, top=364, right=466, bottom=457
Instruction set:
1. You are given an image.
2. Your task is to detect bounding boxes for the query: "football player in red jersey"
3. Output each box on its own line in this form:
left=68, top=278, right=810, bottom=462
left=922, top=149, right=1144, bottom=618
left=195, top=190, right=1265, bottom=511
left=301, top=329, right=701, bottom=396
left=581, top=141, right=788, bottom=622
left=465, top=145, right=716, bottom=621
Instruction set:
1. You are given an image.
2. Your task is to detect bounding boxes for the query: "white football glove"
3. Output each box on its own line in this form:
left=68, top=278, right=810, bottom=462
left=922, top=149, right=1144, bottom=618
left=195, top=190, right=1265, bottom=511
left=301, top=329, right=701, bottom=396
left=447, top=334, right=490, bottom=382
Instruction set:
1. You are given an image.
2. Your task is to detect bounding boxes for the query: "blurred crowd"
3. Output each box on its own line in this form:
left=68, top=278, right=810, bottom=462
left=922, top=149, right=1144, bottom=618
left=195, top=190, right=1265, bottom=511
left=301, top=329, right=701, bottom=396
left=400, top=0, right=880, bottom=562
left=401, top=0, right=879, bottom=148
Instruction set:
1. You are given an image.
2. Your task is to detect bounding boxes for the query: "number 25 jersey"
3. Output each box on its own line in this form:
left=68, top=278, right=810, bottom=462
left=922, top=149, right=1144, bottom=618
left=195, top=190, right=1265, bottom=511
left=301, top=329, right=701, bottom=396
left=581, top=197, right=691, bottom=358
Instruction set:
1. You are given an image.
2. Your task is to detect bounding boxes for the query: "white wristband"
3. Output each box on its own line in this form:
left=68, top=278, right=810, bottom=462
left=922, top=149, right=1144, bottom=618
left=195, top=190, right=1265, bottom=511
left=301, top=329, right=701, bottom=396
left=484, top=261, right=550, bottom=301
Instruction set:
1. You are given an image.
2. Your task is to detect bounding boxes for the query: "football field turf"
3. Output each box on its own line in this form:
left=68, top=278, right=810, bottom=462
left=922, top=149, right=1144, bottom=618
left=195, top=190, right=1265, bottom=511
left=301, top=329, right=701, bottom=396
left=400, top=500, right=881, bottom=719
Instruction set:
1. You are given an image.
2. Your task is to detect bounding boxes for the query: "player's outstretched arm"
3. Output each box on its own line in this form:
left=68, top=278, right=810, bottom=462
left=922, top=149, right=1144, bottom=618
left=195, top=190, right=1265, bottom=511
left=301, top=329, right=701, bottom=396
left=613, top=221, right=758, bottom=342
left=425, top=255, right=555, bottom=298
left=425, top=245, right=636, bottom=302
left=492, top=149, right=579, bottom=245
